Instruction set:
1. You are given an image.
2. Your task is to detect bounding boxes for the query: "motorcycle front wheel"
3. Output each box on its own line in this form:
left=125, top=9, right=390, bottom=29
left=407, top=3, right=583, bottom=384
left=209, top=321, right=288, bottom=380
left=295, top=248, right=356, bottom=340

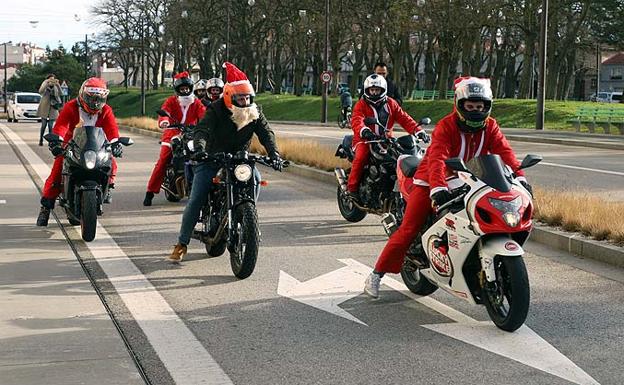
left=80, top=190, right=98, bottom=242
left=229, top=202, right=260, bottom=279
left=483, top=256, right=530, bottom=332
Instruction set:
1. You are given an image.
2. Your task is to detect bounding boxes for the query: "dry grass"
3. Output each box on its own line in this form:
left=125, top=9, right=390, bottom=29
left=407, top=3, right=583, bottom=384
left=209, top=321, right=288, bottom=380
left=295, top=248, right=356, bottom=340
left=534, top=187, right=624, bottom=245
left=117, top=117, right=159, bottom=132
left=121, top=118, right=623, bottom=246
left=251, top=136, right=349, bottom=171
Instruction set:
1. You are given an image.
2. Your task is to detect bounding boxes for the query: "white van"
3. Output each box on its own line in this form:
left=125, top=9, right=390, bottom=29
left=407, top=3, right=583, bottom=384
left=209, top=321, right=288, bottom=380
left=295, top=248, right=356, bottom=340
left=593, top=92, right=623, bottom=103
left=7, top=92, right=41, bottom=122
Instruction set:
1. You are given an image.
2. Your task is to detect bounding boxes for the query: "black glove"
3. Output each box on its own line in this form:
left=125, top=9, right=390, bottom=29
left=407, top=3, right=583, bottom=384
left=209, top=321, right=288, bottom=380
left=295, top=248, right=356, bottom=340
left=192, top=150, right=209, bottom=161
left=48, top=141, right=63, bottom=157
left=431, top=190, right=453, bottom=207
left=361, top=128, right=377, bottom=141
left=416, top=130, right=430, bottom=143
left=270, top=153, right=284, bottom=171
left=520, top=180, right=533, bottom=196
left=111, top=142, right=123, bottom=158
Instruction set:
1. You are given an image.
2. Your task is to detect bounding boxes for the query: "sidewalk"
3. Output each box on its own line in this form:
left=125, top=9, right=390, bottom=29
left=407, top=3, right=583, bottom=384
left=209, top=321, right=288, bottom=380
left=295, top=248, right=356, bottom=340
left=0, top=135, right=143, bottom=384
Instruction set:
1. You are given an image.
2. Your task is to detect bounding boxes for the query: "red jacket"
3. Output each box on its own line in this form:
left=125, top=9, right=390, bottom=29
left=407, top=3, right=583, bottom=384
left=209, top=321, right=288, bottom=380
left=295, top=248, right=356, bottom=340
left=53, top=99, right=119, bottom=142
left=351, top=97, right=421, bottom=144
left=414, top=113, right=524, bottom=194
left=157, top=96, right=206, bottom=127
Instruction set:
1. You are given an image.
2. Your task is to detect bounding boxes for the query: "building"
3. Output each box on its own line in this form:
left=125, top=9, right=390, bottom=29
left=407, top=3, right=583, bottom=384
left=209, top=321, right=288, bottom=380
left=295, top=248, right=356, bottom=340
left=600, top=52, right=624, bottom=93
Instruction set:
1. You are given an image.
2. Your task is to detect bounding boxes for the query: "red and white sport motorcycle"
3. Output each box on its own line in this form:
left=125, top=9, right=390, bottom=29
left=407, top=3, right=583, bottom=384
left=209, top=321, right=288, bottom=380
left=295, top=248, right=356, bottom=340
left=397, top=153, right=542, bottom=332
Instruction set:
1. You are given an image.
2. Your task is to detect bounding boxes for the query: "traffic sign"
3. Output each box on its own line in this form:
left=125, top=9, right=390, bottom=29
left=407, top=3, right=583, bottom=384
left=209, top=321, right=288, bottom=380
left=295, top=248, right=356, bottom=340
left=60, top=81, right=69, bottom=96
left=320, top=71, right=332, bottom=84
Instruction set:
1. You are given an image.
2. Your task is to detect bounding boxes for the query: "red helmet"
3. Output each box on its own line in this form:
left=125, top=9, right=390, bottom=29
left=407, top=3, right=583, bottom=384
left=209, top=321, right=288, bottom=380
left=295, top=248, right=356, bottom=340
left=78, top=77, right=109, bottom=114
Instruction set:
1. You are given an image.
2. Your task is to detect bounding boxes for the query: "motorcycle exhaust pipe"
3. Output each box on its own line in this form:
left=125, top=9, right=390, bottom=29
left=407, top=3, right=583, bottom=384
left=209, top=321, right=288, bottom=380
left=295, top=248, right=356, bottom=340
left=334, top=168, right=348, bottom=192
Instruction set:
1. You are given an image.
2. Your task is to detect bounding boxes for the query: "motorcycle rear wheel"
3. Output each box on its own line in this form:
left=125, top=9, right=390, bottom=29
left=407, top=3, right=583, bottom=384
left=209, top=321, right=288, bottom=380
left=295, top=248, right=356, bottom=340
left=400, top=261, right=438, bottom=296
left=80, top=190, right=98, bottom=242
left=336, top=187, right=366, bottom=222
left=229, top=202, right=260, bottom=279
left=483, top=256, right=530, bottom=332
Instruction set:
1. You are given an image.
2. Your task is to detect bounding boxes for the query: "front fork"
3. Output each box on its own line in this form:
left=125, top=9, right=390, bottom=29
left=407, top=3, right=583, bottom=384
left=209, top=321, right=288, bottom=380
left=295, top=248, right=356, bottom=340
left=478, top=237, right=524, bottom=283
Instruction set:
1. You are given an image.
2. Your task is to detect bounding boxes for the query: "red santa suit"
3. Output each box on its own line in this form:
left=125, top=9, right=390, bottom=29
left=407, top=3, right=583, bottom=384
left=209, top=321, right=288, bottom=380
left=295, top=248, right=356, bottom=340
left=145, top=95, right=206, bottom=193
left=347, top=97, right=423, bottom=192
left=374, top=112, right=526, bottom=274
left=41, top=99, right=120, bottom=200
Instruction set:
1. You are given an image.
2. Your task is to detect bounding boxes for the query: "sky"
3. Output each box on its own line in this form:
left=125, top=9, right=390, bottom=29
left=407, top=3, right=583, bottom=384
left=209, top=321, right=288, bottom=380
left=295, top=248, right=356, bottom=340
left=0, top=0, right=104, bottom=49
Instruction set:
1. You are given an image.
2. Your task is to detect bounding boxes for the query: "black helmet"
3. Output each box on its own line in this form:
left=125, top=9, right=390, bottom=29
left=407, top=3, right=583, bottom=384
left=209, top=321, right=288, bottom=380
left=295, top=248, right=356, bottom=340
left=173, top=71, right=194, bottom=96
left=454, top=77, right=493, bottom=133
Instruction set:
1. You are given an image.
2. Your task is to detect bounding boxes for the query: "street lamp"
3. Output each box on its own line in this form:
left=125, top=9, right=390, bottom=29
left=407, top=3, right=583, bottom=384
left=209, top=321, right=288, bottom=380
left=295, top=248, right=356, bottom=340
left=321, top=0, right=329, bottom=123
left=535, top=0, right=548, bottom=130
left=3, top=42, right=7, bottom=113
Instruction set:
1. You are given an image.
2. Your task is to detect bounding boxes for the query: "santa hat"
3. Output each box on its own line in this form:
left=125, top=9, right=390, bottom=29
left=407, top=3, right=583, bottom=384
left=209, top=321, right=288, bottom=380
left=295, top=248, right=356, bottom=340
left=174, top=71, right=191, bottom=80
left=222, top=62, right=255, bottom=109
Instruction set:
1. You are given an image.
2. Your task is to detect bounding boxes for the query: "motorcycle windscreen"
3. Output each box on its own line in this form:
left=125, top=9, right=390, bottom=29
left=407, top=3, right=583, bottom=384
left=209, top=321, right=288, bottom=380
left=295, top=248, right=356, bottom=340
left=465, top=154, right=512, bottom=192
left=73, top=126, right=108, bottom=152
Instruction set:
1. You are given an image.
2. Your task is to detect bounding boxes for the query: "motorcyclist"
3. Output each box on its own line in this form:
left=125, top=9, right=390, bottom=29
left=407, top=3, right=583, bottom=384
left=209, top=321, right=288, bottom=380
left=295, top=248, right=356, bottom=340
left=346, top=73, right=428, bottom=203
left=339, top=86, right=352, bottom=123
left=167, top=62, right=282, bottom=263
left=36, top=77, right=121, bottom=226
left=363, top=76, right=533, bottom=298
left=143, top=71, right=206, bottom=206
left=205, top=77, right=224, bottom=105
left=194, top=79, right=209, bottom=106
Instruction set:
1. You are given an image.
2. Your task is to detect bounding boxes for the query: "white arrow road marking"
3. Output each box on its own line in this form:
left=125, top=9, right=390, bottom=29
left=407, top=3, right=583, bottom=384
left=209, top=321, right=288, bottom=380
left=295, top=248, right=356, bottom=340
left=0, top=123, right=233, bottom=385
left=278, top=259, right=371, bottom=325
left=0, top=199, right=6, bottom=204
left=280, top=258, right=600, bottom=385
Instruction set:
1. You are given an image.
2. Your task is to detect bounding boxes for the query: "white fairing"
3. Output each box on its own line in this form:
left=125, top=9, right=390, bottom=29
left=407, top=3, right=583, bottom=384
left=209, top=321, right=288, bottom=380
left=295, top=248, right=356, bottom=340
left=479, top=237, right=524, bottom=282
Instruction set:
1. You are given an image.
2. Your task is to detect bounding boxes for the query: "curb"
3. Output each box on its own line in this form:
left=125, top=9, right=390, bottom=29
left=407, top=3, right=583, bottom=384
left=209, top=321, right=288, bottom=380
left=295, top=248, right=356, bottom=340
left=504, top=134, right=624, bottom=151
left=119, top=123, right=624, bottom=266
left=286, top=162, right=624, bottom=267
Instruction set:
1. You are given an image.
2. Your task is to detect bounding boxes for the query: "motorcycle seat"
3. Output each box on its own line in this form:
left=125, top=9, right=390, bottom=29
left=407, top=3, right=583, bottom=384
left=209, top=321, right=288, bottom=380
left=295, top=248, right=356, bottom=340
left=399, top=155, right=421, bottom=177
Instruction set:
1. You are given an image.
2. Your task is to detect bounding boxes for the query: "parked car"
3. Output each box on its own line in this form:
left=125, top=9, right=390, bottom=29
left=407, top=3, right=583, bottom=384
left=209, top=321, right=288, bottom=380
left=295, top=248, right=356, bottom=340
left=589, top=92, right=623, bottom=103
left=7, top=92, right=41, bottom=122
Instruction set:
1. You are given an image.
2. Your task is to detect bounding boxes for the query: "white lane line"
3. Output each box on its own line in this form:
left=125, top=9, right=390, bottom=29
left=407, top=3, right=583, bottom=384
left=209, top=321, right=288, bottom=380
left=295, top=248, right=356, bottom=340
left=540, top=161, right=624, bottom=177
left=0, top=200, right=6, bottom=204
left=0, top=123, right=233, bottom=385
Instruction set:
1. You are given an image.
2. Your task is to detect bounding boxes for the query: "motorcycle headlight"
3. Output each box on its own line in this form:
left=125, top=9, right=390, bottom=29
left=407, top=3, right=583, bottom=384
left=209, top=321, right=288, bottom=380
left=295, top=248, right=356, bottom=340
left=488, top=196, right=522, bottom=227
left=84, top=150, right=97, bottom=169
left=234, top=164, right=253, bottom=182
left=97, top=149, right=110, bottom=162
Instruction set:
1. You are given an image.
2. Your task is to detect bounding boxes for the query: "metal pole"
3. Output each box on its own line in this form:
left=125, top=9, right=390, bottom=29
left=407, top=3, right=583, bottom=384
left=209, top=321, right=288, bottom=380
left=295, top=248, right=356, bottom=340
left=596, top=43, right=600, bottom=100
left=535, top=0, right=548, bottom=130
left=226, top=4, right=230, bottom=62
left=141, top=18, right=146, bottom=116
left=321, top=0, right=329, bottom=123
left=3, top=43, right=7, bottom=114
left=84, top=34, right=88, bottom=79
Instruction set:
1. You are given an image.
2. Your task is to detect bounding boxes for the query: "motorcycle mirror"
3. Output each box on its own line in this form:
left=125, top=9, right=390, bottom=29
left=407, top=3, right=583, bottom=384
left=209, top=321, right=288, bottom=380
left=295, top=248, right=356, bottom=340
left=156, top=109, right=170, bottom=117
left=518, top=154, right=543, bottom=170
left=364, top=117, right=379, bottom=126
left=445, top=157, right=470, bottom=173
left=118, top=137, right=134, bottom=146
left=419, top=117, right=432, bottom=126
left=43, top=133, right=62, bottom=143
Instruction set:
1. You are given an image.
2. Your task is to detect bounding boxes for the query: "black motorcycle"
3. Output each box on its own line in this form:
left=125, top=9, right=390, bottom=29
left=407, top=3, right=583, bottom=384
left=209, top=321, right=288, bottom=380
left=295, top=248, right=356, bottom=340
left=191, top=151, right=289, bottom=279
left=156, top=109, right=195, bottom=202
left=334, top=116, right=430, bottom=229
left=44, top=127, right=133, bottom=242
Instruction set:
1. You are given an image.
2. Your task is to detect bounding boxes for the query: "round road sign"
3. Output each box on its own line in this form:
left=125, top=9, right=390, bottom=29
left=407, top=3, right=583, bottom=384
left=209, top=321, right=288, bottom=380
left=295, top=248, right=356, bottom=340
left=320, top=71, right=332, bottom=83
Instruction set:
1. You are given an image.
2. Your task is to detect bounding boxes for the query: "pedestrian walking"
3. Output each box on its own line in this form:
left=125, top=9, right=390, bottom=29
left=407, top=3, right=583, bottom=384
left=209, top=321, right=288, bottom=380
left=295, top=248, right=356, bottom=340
left=36, top=74, right=63, bottom=146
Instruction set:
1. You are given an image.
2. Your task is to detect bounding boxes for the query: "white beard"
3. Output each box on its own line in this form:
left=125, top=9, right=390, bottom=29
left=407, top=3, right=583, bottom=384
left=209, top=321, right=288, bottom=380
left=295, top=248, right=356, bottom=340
left=230, top=103, right=260, bottom=130
left=177, top=95, right=195, bottom=107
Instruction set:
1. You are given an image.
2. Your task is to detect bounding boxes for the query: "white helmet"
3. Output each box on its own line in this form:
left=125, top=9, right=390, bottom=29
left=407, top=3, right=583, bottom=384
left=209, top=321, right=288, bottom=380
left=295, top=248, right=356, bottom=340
left=363, top=74, right=387, bottom=106
left=194, top=79, right=208, bottom=98
left=195, top=79, right=208, bottom=90
left=206, top=77, right=224, bottom=101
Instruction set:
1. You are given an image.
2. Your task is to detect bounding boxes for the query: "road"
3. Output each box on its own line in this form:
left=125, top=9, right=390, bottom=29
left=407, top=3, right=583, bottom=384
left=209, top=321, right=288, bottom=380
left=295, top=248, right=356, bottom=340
left=1, top=120, right=623, bottom=385
left=270, top=123, right=624, bottom=202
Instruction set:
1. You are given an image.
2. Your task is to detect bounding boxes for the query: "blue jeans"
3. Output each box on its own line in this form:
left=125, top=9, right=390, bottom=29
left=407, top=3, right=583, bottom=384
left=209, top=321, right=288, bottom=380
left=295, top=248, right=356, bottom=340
left=178, top=162, right=218, bottom=245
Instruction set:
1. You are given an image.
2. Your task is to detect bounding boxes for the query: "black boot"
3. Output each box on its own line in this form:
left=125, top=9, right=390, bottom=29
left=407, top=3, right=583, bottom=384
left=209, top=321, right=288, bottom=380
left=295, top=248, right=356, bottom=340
left=36, top=207, right=50, bottom=226
left=104, top=184, right=114, bottom=204
left=143, top=192, right=154, bottom=206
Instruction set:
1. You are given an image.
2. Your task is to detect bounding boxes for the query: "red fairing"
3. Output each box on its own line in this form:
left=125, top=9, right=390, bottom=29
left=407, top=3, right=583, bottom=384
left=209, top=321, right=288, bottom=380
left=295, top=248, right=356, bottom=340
left=472, top=189, right=533, bottom=234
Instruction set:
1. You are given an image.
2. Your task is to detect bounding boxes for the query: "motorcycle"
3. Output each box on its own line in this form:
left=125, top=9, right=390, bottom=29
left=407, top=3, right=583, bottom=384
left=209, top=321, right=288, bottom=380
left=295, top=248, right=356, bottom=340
left=337, top=106, right=352, bottom=129
left=156, top=109, right=195, bottom=202
left=191, top=151, right=289, bottom=279
left=44, top=127, right=133, bottom=242
left=334, top=116, right=430, bottom=226
left=398, top=153, right=542, bottom=332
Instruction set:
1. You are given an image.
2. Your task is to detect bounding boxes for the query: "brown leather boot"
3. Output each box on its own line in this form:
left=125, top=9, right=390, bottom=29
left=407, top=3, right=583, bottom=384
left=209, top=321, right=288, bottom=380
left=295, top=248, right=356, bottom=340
left=167, top=243, right=187, bottom=263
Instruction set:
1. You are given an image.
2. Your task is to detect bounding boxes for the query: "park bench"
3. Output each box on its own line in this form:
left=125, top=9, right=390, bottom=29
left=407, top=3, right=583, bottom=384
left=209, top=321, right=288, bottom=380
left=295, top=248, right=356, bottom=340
left=410, top=89, right=453, bottom=100
left=568, top=106, right=624, bottom=134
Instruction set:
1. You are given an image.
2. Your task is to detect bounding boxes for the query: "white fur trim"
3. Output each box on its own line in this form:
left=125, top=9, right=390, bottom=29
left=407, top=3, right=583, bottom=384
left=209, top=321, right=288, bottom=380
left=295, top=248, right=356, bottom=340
left=459, top=132, right=466, bottom=160
left=109, top=137, right=118, bottom=143
left=161, top=142, right=172, bottom=148
left=474, top=130, right=485, bottom=157
left=413, top=178, right=429, bottom=186
left=429, top=186, right=448, bottom=197
left=228, top=79, right=251, bottom=86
